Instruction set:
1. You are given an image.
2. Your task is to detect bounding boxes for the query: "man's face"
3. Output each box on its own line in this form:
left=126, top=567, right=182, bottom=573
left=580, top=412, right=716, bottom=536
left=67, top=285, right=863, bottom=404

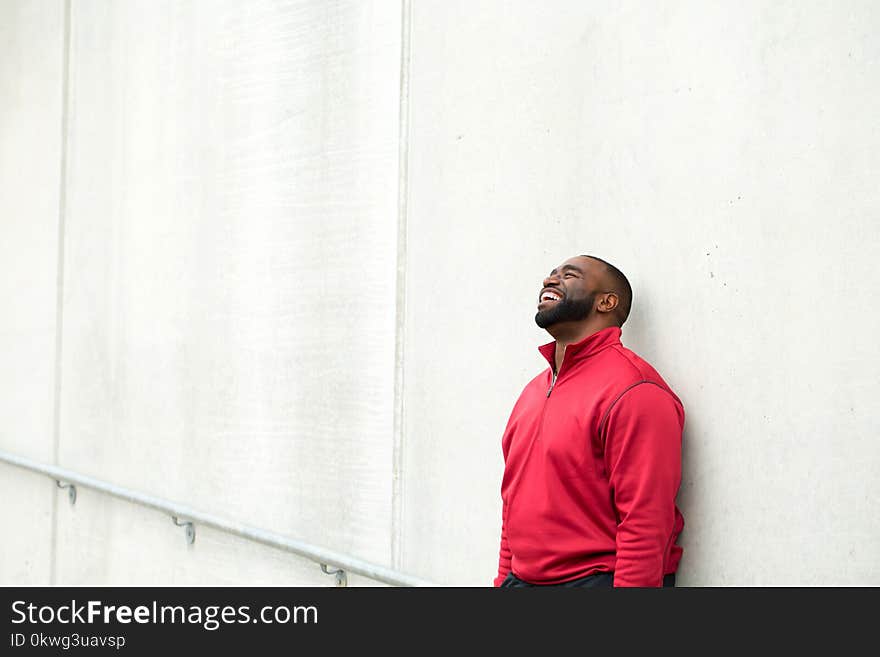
left=535, top=256, right=596, bottom=329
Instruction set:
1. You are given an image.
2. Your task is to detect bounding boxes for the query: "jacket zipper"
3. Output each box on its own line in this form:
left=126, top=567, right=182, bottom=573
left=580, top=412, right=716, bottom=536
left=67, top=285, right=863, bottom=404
left=546, top=371, right=558, bottom=397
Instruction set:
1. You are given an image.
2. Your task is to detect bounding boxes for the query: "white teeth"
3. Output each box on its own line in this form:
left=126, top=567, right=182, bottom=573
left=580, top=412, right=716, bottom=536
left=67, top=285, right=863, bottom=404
left=541, top=292, right=560, bottom=302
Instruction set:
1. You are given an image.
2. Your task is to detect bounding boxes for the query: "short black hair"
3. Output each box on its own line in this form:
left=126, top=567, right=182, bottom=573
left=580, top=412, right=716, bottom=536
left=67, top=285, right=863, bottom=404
left=580, top=255, right=633, bottom=326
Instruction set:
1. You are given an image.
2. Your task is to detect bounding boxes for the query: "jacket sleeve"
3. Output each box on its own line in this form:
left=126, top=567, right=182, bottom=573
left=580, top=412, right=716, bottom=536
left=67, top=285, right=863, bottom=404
left=602, top=382, right=683, bottom=587
left=493, top=498, right=512, bottom=586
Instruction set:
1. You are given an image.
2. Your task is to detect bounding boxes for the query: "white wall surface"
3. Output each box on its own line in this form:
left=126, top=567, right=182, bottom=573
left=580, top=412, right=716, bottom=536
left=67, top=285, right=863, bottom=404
left=3, top=0, right=405, bottom=585
left=0, top=0, right=65, bottom=584
left=1, top=0, right=878, bottom=586
left=402, top=0, right=880, bottom=586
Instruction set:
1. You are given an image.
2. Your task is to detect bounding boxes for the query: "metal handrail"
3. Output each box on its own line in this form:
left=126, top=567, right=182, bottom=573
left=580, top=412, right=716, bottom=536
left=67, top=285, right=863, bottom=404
left=0, top=449, right=436, bottom=587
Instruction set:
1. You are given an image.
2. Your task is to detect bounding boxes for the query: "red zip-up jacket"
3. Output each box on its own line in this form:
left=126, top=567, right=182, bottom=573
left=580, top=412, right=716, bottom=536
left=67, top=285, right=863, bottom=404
left=494, top=326, right=684, bottom=587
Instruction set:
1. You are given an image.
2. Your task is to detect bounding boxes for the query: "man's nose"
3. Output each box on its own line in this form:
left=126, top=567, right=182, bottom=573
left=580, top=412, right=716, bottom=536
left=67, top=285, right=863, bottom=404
left=543, top=274, right=560, bottom=287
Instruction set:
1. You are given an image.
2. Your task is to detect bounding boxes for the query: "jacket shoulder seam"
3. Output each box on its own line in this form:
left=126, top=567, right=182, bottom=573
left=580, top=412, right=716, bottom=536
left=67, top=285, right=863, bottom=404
left=597, top=380, right=672, bottom=443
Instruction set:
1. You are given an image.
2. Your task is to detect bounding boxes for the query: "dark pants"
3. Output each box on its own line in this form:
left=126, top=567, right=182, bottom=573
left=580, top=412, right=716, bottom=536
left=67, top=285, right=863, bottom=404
left=500, top=571, right=676, bottom=588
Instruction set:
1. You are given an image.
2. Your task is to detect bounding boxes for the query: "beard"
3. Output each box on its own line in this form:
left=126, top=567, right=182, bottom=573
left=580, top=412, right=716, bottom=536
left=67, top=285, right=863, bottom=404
left=535, top=292, right=594, bottom=329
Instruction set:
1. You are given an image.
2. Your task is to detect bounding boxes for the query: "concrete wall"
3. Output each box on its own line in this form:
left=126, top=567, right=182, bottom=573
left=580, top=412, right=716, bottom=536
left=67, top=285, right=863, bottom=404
left=1, top=0, right=878, bottom=585
left=0, top=0, right=65, bottom=584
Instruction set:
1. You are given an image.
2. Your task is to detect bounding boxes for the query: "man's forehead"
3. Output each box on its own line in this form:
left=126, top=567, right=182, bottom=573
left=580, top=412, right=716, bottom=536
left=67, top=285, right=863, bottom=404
left=550, top=255, right=595, bottom=273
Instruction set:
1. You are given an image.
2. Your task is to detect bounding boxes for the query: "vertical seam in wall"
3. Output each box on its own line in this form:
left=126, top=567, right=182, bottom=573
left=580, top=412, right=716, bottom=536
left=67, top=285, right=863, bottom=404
left=50, top=0, right=72, bottom=586
left=391, top=0, right=412, bottom=572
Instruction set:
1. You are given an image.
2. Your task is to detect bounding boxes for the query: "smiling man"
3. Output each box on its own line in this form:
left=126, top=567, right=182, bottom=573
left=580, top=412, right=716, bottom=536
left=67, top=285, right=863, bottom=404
left=494, top=255, right=685, bottom=588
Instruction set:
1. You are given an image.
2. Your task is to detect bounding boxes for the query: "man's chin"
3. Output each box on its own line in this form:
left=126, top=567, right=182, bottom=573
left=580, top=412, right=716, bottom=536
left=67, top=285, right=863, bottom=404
left=534, top=312, right=557, bottom=329
left=535, top=307, right=591, bottom=329
left=535, top=296, right=593, bottom=330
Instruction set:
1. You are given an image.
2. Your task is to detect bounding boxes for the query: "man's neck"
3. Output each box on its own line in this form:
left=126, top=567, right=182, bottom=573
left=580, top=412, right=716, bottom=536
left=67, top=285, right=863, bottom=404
left=547, top=321, right=614, bottom=373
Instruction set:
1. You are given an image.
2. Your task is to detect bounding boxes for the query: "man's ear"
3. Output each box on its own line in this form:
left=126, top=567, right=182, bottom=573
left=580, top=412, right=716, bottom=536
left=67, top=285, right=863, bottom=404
left=597, top=292, right=619, bottom=314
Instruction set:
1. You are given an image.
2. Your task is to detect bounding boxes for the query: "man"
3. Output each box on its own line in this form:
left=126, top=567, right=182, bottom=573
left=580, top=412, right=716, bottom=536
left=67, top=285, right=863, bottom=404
left=494, top=254, right=684, bottom=588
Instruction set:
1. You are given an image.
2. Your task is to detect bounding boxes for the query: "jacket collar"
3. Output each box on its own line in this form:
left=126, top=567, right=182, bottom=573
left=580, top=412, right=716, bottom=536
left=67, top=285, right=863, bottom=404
left=538, top=326, right=622, bottom=372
